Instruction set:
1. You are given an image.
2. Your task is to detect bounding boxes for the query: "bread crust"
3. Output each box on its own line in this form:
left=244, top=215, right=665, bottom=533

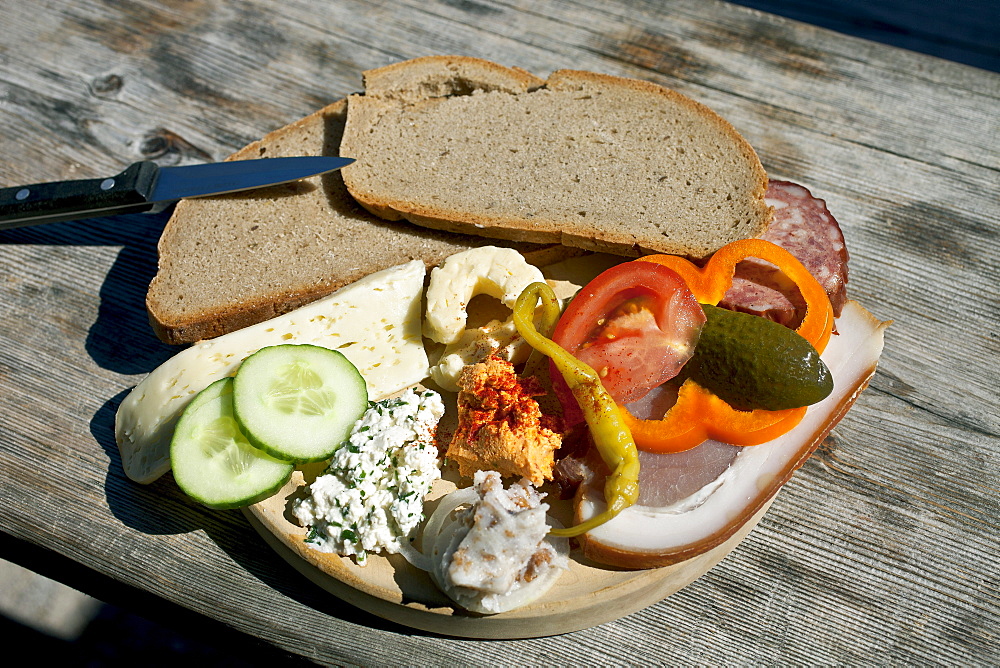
left=362, top=55, right=545, bottom=99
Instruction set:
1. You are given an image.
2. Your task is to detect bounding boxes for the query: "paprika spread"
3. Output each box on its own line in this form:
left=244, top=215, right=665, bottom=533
left=446, top=356, right=562, bottom=487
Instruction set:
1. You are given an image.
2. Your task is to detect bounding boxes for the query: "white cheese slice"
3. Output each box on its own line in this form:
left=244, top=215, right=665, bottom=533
left=115, top=260, right=429, bottom=484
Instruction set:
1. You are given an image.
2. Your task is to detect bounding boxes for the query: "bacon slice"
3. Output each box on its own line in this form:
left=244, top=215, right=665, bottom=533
left=576, top=301, right=889, bottom=568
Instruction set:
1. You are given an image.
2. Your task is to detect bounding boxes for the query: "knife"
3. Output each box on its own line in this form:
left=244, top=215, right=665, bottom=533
left=0, top=156, right=355, bottom=230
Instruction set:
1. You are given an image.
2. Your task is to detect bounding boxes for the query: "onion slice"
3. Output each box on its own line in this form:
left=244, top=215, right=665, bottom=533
left=578, top=300, right=890, bottom=568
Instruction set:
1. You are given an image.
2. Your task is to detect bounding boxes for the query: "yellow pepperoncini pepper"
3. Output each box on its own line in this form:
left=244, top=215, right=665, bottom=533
left=625, top=239, right=836, bottom=453
left=513, top=282, right=639, bottom=537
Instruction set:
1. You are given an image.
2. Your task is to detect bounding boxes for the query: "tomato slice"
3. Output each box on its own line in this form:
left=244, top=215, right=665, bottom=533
left=551, top=261, right=706, bottom=423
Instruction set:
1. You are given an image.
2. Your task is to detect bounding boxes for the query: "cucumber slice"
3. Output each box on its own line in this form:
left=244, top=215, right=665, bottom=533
left=170, top=377, right=294, bottom=509
left=232, top=344, right=368, bottom=462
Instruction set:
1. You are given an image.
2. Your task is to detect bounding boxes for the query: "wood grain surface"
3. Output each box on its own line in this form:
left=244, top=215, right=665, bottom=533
left=1, top=0, right=997, bottom=664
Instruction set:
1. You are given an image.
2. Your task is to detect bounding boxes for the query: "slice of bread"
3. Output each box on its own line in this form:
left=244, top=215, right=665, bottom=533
left=341, top=56, right=771, bottom=259
left=146, top=99, right=570, bottom=345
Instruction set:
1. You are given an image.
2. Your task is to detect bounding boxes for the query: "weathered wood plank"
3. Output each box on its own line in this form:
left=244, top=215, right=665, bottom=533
left=0, top=0, right=996, bottom=664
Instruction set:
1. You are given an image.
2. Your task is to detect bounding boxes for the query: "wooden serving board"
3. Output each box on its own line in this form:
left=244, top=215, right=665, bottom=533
left=245, top=469, right=774, bottom=639
left=241, top=251, right=775, bottom=638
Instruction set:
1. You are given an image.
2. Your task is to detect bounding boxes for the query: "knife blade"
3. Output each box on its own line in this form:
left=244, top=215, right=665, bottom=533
left=0, top=156, right=355, bottom=230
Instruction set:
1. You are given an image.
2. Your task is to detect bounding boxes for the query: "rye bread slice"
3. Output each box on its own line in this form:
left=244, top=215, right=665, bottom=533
left=146, top=99, right=569, bottom=345
left=340, top=56, right=771, bottom=258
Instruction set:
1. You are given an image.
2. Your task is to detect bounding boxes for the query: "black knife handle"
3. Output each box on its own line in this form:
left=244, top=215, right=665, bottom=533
left=0, top=161, right=160, bottom=230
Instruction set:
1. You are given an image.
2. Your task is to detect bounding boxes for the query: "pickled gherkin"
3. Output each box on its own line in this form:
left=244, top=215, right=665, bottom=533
left=684, top=305, right=833, bottom=411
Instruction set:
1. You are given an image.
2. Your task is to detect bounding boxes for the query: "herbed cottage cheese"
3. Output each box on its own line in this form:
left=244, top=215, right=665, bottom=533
left=292, top=388, right=444, bottom=564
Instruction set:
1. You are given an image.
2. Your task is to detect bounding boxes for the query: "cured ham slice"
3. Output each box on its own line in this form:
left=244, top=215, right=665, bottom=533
left=622, top=383, right=741, bottom=507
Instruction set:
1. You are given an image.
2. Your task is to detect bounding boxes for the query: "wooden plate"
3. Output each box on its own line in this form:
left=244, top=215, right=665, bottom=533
left=244, top=469, right=773, bottom=639
left=242, top=252, right=774, bottom=638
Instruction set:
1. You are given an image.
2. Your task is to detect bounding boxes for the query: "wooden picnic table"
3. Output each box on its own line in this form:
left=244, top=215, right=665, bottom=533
left=1, top=0, right=996, bottom=664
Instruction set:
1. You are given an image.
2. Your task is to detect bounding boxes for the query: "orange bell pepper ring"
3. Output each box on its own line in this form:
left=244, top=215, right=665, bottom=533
left=637, top=238, right=833, bottom=352
left=623, top=239, right=835, bottom=453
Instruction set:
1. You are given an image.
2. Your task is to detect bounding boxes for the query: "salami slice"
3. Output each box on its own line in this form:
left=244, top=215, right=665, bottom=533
left=719, top=180, right=849, bottom=327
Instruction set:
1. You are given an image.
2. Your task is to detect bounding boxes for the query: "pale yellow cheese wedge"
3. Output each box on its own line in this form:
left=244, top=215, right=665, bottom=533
left=115, top=260, right=429, bottom=484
